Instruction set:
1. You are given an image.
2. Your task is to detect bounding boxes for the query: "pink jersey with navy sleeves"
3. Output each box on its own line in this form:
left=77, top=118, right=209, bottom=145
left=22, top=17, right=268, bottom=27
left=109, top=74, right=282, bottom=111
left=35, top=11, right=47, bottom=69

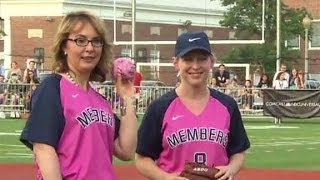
left=20, top=74, right=120, bottom=180
left=137, top=89, right=250, bottom=173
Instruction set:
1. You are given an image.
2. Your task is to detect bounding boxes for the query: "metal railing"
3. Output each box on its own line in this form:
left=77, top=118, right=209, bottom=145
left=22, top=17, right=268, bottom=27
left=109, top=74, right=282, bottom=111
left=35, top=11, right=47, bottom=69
left=94, top=85, right=268, bottom=117
left=0, top=82, right=280, bottom=119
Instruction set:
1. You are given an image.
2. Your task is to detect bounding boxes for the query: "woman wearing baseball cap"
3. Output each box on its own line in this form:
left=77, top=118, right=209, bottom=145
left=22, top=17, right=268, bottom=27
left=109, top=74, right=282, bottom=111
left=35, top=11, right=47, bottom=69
left=136, top=31, right=250, bottom=180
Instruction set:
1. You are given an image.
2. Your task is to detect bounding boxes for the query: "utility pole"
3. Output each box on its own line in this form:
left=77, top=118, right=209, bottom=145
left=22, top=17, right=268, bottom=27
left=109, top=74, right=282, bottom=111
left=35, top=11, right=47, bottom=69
left=276, top=0, right=281, bottom=72
left=131, top=0, right=136, bottom=61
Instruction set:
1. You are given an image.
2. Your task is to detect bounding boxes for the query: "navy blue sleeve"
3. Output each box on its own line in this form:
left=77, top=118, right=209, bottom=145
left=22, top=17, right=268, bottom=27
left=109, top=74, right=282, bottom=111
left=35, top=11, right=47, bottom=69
left=226, top=98, right=250, bottom=157
left=114, top=114, right=120, bottom=140
left=136, top=91, right=175, bottom=160
left=211, top=90, right=250, bottom=157
left=20, top=74, right=65, bottom=150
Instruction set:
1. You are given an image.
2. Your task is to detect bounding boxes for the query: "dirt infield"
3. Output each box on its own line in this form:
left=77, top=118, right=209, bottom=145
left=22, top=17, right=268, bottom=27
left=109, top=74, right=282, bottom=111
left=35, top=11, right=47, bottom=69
left=0, top=164, right=319, bottom=180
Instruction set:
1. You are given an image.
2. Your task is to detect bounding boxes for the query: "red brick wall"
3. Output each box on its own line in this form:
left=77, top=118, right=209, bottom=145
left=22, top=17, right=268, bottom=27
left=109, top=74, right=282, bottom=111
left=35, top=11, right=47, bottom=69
left=11, top=16, right=61, bottom=70
left=284, top=0, right=320, bottom=72
left=283, top=0, right=320, bottom=18
left=8, top=16, right=269, bottom=85
left=6, top=1, right=320, bottom=84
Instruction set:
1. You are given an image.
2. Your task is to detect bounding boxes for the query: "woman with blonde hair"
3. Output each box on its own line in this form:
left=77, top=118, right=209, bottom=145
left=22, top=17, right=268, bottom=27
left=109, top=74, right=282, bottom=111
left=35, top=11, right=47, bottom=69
left=136, top=31, right=250, bottom=180
left=20, top=11, right=137, bottom=180
left=7, top=61, right=22, bottom=81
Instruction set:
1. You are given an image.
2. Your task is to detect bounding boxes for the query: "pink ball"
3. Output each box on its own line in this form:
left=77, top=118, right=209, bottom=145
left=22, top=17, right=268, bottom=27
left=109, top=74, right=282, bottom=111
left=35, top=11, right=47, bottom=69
left=113, top=57, right=136, bottom=80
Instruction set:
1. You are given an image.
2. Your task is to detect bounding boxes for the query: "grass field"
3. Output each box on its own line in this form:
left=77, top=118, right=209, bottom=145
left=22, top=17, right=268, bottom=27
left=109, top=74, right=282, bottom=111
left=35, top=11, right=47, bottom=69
left=0, top=118, right=320, bottom=170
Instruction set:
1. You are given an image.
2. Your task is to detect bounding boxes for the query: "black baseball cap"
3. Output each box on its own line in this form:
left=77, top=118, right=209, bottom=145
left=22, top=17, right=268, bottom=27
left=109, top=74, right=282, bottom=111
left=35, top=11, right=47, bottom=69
left=175, top=31, right=212, bottom=57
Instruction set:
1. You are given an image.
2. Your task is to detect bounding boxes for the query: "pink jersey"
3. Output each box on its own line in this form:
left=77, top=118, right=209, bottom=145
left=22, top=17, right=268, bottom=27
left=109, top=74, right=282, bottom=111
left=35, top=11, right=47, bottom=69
left=137, top=89, right=250, bottom=173
left=21, top=74, right=120, bottom=180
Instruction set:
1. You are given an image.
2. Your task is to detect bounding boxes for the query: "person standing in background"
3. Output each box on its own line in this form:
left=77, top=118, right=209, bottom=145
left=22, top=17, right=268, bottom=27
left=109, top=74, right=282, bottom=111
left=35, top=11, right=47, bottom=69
left=7, top=61, right=22, bottom=81
left=273, top=72, right=289, bottom=90
left=213, top=64, right=230, bottom=89
left=20, top=11, right=137, bottom=180
left=23, top=59, right=39, bottom=82
left=135, top=31, right=250, bottom=180
left=256, top=73, right=271, bottom=89
left=272, top=71, right=288, bottom=124
left=288, top=68, right=298, bottom=89
left=272, top=64, right=290, bottom=86
left=133, top=70, right=143, bottom=110
left=134, top=71, right=143, bottom=93
left=296, top=70, right=307, bottom=89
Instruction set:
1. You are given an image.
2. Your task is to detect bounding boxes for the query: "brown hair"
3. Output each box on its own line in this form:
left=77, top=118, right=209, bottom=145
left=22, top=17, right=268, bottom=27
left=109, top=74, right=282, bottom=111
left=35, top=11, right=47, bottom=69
left=52, top=11, right=113, bottom=82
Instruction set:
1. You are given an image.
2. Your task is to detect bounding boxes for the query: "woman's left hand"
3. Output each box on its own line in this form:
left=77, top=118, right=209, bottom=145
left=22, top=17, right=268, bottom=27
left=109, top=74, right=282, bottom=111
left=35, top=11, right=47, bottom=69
left=115, top=75, right=135, bottom=98
left=214, top=165, right=236, bottom=180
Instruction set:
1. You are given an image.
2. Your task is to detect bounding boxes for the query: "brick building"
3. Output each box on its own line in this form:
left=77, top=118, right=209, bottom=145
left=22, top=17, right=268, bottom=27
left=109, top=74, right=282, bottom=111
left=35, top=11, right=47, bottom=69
left=283, top=0, right=320, bottom=74
left=0, top=0, right=319, bottom=85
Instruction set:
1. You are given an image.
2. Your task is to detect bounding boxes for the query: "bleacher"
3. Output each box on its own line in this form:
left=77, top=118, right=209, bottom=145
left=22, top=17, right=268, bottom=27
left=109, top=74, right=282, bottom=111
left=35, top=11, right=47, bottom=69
left=0, top=83, right=35, bottom=119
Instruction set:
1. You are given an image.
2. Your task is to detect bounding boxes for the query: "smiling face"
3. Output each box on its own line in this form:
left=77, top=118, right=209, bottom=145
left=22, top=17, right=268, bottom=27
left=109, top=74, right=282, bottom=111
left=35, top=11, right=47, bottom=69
left=174, top=50, right=213, bottom=87
left=64, top=21, right=103, bottom=75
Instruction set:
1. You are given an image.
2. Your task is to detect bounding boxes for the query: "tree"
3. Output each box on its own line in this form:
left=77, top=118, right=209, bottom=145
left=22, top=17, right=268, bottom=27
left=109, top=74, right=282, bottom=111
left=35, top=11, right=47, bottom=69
left=219, top=0, right=309, bottom=74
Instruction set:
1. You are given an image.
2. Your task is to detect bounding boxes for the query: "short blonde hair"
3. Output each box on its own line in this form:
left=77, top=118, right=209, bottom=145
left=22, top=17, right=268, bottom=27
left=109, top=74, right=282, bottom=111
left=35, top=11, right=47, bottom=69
left=52, top=11, right=113, bottom=82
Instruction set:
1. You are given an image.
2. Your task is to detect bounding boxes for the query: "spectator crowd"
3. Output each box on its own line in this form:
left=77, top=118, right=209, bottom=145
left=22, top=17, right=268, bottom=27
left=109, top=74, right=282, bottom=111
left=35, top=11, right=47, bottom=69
left=0, top=59, right=40, bottom=118
left=208, top=63, right=312, bottom=111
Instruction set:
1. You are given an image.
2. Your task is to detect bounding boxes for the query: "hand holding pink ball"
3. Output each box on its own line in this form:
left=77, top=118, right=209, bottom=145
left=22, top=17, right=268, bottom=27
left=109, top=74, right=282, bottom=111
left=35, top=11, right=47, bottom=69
left=113, top=57, right=136, bottom=81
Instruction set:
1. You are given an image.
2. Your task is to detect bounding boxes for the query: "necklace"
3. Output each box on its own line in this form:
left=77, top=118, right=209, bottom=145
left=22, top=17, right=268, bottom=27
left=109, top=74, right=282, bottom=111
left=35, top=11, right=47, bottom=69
left=66, top=72, right=79, bottom=86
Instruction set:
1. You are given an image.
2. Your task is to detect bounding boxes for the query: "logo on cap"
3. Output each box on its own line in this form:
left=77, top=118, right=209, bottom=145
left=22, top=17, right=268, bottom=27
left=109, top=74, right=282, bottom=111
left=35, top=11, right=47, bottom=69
left=188, top=37, right=201, bottom=42
left=175, top=31, right=212, bottom=57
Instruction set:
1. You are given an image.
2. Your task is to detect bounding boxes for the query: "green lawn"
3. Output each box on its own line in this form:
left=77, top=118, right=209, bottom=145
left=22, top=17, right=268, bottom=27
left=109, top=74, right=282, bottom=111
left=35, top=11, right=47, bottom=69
left=245, top=122, right=320, bottom=170
left=1, top=118, right=320, bottom=170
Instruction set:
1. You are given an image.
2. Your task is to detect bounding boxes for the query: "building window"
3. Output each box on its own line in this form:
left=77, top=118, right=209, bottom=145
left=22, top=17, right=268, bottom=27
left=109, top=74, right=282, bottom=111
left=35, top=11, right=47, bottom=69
left=121, top=48, right=132, bottom=57
left=204, top=30, right=213, bottom=39
left=136, top=48, right=147, bottom=61
left=150, top=26, right=161, bottom=35
left=34, top=48, right=45, bottom=63
left=121, top=24, right=132, bottom=34
left=310, top=21, right=320, bottom=48
left=285, top=36, right=300, bottom=50
left=150, top=50, right=160, bottom=79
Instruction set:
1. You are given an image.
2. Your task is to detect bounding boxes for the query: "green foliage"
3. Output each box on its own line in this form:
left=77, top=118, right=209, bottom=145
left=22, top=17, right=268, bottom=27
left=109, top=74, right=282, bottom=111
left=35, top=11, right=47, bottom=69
left=219, top=0, right=310, bottom=73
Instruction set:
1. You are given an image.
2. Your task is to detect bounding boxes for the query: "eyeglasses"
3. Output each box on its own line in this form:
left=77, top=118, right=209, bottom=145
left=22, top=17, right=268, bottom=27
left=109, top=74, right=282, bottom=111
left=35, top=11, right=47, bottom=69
left=67, top=37, right=104, bottom=47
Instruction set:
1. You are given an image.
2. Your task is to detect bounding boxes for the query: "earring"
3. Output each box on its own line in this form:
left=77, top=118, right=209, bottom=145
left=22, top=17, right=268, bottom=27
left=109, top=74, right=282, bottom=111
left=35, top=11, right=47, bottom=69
left=64, top=51, right=67, bottom=56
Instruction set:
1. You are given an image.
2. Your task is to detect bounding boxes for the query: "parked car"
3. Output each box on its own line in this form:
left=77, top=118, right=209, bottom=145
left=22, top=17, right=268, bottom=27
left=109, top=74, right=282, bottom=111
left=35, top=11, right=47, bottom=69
left=306, top=79, right=320, bottom=89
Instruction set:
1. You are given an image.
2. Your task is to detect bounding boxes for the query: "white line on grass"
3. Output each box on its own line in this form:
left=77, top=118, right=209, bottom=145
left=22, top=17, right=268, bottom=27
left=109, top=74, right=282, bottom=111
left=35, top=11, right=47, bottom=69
left=0, top=144, right=25, bottom=147
left=0, top=132, right=20, bottom=135
left=6, top=152, right=32, bottom=156
left=250, top=137, right=319, bottom=141
left=0, top=156, right=33, bottom=159
left=245, top=125, right=299, bottom=129
left=253, top=141, right=320, bottom=147
left=0, top=148, right=28, bottom=152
